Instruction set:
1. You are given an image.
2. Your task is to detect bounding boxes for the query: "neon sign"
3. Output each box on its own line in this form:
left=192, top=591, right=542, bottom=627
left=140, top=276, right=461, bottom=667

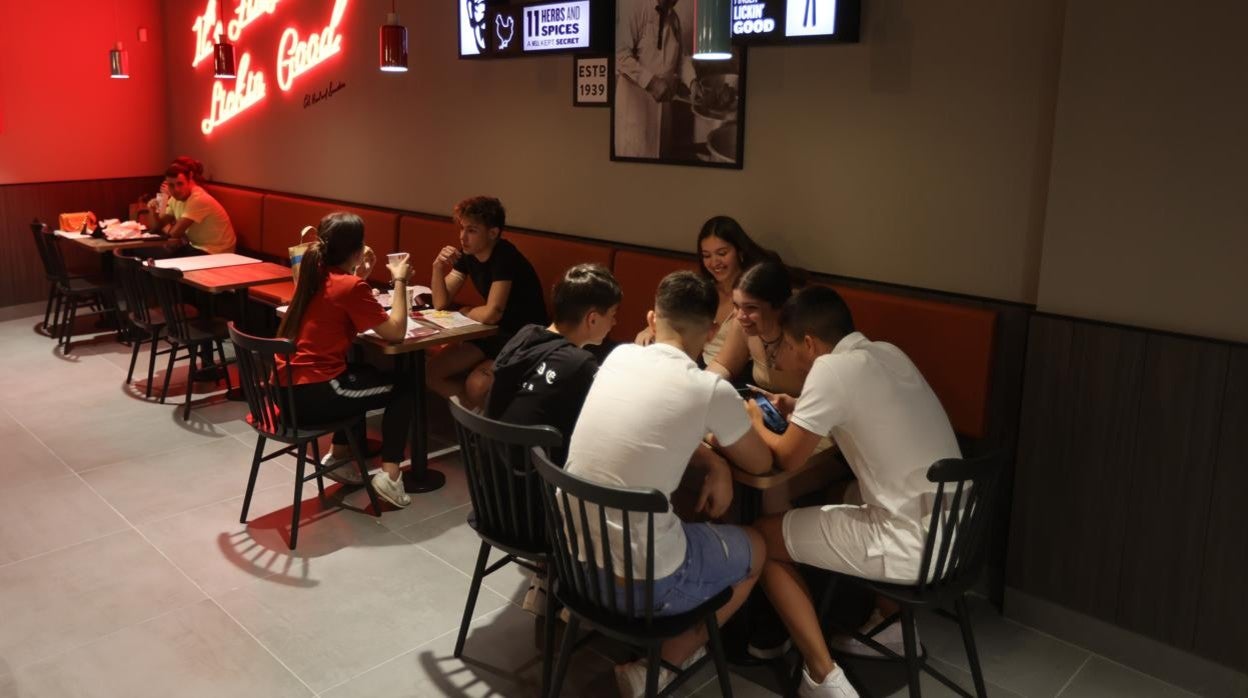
left=201, top=53, right=267, bottom=135
left=227, top=0, right=281, bottom=42
left=276, top=0, right=349, bottom=91
left=192, top=0, right=223, bottom=67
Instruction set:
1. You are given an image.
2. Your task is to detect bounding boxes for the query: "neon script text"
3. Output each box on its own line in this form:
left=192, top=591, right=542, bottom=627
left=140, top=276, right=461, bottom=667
left=276, top=0, right=349, bottom=91
left=201, top=53, right=267, bottom=135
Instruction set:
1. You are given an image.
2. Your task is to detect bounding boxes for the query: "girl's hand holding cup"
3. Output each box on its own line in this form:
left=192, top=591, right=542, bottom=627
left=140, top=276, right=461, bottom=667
left=386, top=252, right=411, bottom=285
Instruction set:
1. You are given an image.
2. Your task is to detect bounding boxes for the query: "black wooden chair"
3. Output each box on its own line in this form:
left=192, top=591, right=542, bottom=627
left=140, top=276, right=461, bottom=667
left=447, top=398, right=563, bottom=692
left=532, top=447, right=735, bottom=698
left=146, top=264, right=232, bottom=419
left=228, top=323, right=381, bottom=550
left=33, top=222, right=116, bottom=351
left=28, top=220, right=64, bottom=334
left=112, top=251, right=193, bottom=397
left=790, top=453, right=1005, bottom=698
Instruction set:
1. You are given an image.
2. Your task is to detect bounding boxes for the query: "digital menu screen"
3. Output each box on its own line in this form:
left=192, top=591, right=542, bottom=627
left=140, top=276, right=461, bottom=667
left=730, top=0, right=860, bottom=45
left=460, top=0, right=603, bottom=59
left=522, top=1, right=591, bottom=52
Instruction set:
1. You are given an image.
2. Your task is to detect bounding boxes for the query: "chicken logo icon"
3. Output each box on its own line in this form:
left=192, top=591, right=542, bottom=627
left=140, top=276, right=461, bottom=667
left=495, top=13, right=515, bottom=49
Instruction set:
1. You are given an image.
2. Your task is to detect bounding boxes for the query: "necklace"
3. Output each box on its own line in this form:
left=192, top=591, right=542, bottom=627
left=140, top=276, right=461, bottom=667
left=761, top=331, right=782, bottom=368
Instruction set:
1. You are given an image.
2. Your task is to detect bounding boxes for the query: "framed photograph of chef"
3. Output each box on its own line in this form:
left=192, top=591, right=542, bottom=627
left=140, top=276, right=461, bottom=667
left=611, top=0, right=748, bottom=169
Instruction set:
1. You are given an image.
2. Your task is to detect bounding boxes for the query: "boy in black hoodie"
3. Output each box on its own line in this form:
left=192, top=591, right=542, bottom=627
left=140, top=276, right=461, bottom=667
left=485, top=263, right=622, bottom=463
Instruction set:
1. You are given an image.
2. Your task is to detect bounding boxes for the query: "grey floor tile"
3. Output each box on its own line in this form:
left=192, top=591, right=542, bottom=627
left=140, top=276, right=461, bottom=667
left=320, top=604, right=537, bottom=697
left=0, top=530, right=204, bottom=670
left=217, top=530, right=509, bottom=692
left=0, top=474, right=128, bottom=565
left=2, top=599, right=313, bottom=698
left=918, top=596, right=1090, bottom=697
left=17, top=399, right=232, bottom=473
left=395, top=504, right=533, bottom=605
left=0, top=410, right=74, bottom=488
left=81, top=437, right=291, bottom=525
left=842, top=655, right=1025, bottom=698
left=1058, top=656, right=1197, bottom=698
left=138, top=482, right=392, bottom=597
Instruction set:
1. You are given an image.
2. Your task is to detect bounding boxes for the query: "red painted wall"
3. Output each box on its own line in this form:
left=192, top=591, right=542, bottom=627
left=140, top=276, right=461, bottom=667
left=0, top=0, right=167, bottom=184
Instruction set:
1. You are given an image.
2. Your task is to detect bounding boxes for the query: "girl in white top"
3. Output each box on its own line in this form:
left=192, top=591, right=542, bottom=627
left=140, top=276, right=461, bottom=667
left=708, top=261, right=805, bottom=396
left=636, top=216, right=779, bottom=366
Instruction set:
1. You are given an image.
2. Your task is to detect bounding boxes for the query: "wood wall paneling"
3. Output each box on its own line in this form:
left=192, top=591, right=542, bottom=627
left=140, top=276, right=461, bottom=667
left=1192, top=345, right=1248, bottom=671
left=1008, top=315, right=1146, bottom=620
left=0, top=177, right=159, bottom=307
left=1115, top=334, right=1229, bottom=648
left=1008, top=315, right=1075, bottom=601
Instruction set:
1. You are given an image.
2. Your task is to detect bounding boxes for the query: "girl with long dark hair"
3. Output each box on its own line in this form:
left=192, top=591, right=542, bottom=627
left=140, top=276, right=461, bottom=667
left=636, top=215, right=779, bottom=366
left=277, top=212, right=414, bottom=508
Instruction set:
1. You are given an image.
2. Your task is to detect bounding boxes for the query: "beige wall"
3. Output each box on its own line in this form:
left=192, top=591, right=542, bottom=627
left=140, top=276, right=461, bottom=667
left=1037, top=1, right=1248, bottom=342
left=163, top=0, right=1064, bottom=304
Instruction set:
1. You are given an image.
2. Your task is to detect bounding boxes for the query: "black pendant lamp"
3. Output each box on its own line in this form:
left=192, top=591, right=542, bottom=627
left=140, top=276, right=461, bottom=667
left=380, top=1, right=408, bottom=72
left=693, top=0, right=733, bottom=60
left=109, top=42, right=130, bottom=79
left=213, top=0, right=236, bottom=78
left=109, top=0, right=129, bottom=78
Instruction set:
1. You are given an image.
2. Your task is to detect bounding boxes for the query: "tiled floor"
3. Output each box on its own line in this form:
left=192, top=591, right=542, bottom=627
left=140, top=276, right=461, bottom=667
left=0, top=304, right=1200, bottom=697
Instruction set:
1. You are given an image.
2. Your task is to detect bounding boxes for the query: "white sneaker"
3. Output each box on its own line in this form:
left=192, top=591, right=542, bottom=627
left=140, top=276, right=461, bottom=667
left=613, top=647, right=706, bottom=698
left=320, top=452, right=364, bottom=485
left=522, top=572, right=547, bottom=617
left=799, top=665, right=859, bottom=698
left=370, top=472, right=410, bottom=508
left=828, top=609, right=912, bottom=659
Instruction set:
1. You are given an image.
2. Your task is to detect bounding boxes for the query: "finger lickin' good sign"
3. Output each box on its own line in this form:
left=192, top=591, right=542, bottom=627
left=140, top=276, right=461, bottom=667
left=194, top=0, right=350, bottom=135
left=728, top=0, right=860, bottom=44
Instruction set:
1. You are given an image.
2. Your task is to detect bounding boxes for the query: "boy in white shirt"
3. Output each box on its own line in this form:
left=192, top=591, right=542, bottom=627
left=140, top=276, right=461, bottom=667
left=563, top=271, right=773, bottom=697
left=748, top=286, right=961, bottom=698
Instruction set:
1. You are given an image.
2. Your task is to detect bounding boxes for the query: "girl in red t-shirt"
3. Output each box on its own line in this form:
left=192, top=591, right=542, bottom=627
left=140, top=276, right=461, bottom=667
left=277, top=212, right=413, bottom=508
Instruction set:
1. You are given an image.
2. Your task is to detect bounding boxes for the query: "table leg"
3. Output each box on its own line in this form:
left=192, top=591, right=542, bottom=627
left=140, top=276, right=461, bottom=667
left=401, top=350, right=446, bottom=493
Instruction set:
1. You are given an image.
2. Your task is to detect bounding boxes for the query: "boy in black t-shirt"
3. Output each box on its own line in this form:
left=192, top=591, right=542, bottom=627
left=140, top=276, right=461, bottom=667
left=486, top=263, right=622, bottom=463
left=429, top=196, right=549, bottom=408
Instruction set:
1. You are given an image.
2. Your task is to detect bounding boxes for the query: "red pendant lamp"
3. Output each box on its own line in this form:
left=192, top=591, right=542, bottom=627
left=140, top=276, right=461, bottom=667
left=380, top=0, right=408, bottom=73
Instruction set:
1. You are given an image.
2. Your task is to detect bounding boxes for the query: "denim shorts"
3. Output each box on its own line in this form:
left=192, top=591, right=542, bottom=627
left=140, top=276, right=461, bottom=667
left=612, top=522, right=754, bottom=617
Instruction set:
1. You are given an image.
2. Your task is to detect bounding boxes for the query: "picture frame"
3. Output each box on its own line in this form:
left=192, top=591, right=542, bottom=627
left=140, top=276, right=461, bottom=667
left=610, top=0, right=747, bottom=169
left=573, top=55, right=611, bottom=107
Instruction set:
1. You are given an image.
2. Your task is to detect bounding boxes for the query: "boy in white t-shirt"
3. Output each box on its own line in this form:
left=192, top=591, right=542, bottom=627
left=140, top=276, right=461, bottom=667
left=564, top=271, right=773, bottom=697
left=747, top=286, right=961, bottom=698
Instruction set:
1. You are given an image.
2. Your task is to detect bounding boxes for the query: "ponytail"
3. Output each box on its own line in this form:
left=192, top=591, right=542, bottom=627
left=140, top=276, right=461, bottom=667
left=277, top=240, right=327, bottom=339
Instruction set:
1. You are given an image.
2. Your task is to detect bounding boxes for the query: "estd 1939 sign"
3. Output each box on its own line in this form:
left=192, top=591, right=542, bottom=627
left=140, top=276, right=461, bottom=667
left=573, top=56, right=609, bottom=107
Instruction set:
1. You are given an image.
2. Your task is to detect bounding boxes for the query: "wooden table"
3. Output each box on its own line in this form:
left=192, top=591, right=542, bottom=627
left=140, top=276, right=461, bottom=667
left=55, top=230, right=166, bottom=253
left=358, top=317, right=497, bottom=493
left=180, top=260, right=290, bottom=332
left=731, top=441, right=848, bottom=523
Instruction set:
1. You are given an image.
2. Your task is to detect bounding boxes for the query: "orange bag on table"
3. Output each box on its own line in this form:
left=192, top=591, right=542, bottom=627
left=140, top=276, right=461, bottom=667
left=59, top=211, right=96, bottom=232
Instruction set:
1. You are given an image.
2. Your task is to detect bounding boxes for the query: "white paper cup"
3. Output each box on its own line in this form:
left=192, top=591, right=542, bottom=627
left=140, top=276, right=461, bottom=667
left=386, top=252, right=409, bottom=265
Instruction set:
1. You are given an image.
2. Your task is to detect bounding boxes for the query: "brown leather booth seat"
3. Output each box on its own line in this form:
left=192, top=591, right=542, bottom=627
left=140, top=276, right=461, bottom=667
left=210, top=184, right=999, bottom=441
left=508, top=232, right=615, bottom=319
left=608, top=250, right=699, bottom=344
left=202, top=184, right=263, bottom=255
left=824, top=284, right=997, bottom=439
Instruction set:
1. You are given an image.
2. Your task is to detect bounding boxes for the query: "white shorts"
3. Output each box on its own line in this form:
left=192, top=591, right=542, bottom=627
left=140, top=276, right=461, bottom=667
left=782, top=504, right=891, bottom=582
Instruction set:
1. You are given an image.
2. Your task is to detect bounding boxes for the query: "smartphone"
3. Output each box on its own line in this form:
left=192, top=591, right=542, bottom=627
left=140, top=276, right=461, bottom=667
left=753, top=395, right=788, bottom=434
